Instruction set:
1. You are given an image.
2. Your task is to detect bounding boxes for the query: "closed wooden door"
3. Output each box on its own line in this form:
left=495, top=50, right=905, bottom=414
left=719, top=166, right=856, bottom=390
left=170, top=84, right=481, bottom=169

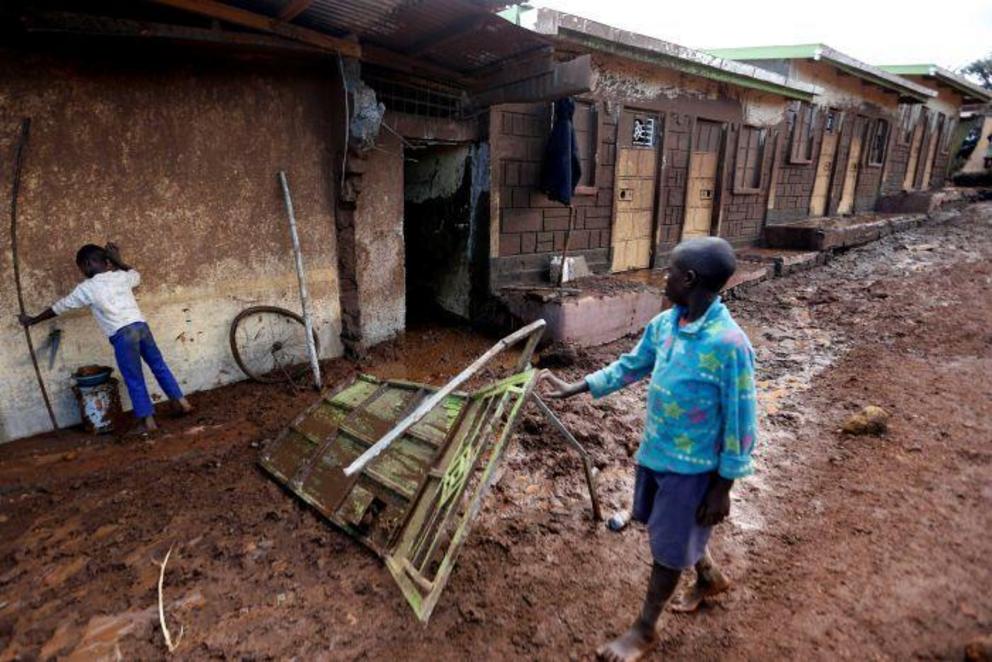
left=903, top=122, right=924, bottom=191
left=838, top=120, right=864, bottom=215
left=611, top=110, right=660, bottom=272
left=683, top=120, right=722, bottom=239
left=810, top=128, right=838, bottom=216
left=921, top=115, right=944, bottom=189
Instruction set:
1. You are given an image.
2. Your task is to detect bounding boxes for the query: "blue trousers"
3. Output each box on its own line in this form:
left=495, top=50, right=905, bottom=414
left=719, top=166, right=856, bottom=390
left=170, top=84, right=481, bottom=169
left=109, top=322, right=183, bottom=418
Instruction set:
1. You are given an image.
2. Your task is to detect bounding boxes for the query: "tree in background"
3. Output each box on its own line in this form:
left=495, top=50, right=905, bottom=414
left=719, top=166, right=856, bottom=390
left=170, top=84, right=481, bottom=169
left=961, top=54, right=992, bottom=90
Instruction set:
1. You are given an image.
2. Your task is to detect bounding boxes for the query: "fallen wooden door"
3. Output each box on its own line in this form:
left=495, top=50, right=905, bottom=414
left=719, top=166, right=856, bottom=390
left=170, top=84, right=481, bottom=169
left=683, top=120, right=722, bottom=239
left=903, top=121, right=924, bottom=191
left=837, top=119, right=864, bottom=215
left=611, top=110, right=660, bottom=272
left=809, top=114, right=838, bottom=216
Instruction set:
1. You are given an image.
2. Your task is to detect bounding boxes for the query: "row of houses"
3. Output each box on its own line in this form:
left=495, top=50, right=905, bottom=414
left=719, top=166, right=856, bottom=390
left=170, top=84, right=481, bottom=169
left=1, top=0, right=989, bottom=441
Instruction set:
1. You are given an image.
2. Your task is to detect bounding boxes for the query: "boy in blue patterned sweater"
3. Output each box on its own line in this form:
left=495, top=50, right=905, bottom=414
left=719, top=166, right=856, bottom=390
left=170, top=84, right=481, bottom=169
left=544, top=237, right=758, bottom=662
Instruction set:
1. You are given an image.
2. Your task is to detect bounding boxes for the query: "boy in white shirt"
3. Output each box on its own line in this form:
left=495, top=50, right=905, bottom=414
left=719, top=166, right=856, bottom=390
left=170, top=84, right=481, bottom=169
left=19, top=243, right=192, bottom=433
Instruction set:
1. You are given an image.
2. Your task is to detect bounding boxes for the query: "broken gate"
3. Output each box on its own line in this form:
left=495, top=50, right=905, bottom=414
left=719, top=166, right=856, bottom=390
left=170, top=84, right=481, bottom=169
left=259, top=321, right=548, bottom=622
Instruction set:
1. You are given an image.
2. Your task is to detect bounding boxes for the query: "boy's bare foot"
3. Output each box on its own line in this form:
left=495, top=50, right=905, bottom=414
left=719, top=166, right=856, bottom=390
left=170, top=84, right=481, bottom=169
left=670, top=567, right=731, bottom=613
left=176, top=397, right=194, bottom=416
left=126, top=416, right=158, bottom=437
left=596, top=625, right=658, bottom=662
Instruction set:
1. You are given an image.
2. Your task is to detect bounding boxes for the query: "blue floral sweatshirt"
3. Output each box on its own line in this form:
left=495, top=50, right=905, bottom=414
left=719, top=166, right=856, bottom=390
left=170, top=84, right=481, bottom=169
left=584, top=297, right=758, bottom=479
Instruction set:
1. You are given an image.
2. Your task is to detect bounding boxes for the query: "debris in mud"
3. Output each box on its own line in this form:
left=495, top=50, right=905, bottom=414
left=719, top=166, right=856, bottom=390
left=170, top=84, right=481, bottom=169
left=965, top=635, right=992, bottom=662
left=841, top=405, right=890, bottom=436
left=537, top=342, right=579, bottom=368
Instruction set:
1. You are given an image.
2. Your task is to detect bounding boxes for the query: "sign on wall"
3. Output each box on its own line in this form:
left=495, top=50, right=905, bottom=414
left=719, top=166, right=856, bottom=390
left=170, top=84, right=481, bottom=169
left=632, top=117, right=656, bottom=147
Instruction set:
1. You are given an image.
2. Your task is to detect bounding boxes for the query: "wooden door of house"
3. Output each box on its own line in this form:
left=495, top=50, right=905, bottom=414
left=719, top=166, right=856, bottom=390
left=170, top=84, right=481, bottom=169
left=838, top=117, right=865, bottom=215
left=611, top=110, right=660, bottom=272
left=921, top=113, right=945, bottom=189
left=903, top=120, right=925, bottom=191
left=682, top=120, right=722, bottom=239
left=809, top=110, right=839, bottom=216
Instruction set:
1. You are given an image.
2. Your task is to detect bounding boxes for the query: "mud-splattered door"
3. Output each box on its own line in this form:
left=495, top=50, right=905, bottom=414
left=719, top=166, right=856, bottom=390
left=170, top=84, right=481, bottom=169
left=809, top=111, right=838, bottom=216
left=611, top=110, right=660, bottom=272
left=682, top=120, right=722, bottom=239
left=838, top=118, right=865, bottom=215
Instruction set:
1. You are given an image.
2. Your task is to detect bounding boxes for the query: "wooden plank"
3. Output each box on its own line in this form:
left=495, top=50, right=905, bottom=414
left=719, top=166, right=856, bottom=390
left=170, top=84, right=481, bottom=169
left=150, top=0, right=360, bottom=57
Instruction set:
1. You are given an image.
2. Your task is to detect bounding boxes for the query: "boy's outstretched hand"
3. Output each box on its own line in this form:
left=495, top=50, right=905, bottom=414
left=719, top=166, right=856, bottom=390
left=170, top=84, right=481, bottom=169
left=17, top=313, right=32, bottom=327
left=541, top=370, right=589, bottom=399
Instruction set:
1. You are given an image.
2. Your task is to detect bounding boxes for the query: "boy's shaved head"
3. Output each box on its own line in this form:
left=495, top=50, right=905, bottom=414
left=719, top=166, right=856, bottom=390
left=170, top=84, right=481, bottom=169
left=670, top=237, right=737, bottom=293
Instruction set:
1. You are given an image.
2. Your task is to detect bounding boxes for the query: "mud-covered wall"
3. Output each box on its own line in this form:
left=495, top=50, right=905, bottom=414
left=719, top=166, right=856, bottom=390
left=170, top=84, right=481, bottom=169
left=0, top=44, right=344, bottom=441
left=354, top=131, right=405, bottom=344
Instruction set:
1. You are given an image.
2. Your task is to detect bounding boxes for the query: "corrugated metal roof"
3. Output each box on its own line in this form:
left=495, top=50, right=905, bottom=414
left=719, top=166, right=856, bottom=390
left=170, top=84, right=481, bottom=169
left=225, top=0, right=548, bottom=75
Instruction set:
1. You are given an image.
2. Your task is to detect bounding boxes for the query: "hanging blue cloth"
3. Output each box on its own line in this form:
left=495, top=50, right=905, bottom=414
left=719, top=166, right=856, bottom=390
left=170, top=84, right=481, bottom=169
left=540, top=97, right=582, bottom=205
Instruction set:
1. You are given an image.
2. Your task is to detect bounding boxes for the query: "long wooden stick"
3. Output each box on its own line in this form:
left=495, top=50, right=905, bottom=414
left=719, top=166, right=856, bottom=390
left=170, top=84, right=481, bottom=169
left=278, top=171, right=322, bottom=390
left=343, top=319, right=546, bottom=477
left=155, top=544, right=184, bottom=653
left=9, top=118, right=58, bottom=430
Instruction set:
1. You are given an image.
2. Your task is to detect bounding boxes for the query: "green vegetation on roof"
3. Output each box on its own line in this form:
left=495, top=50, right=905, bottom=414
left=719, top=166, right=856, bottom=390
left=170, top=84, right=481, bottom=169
left=878, top=64, right=934, bottom=76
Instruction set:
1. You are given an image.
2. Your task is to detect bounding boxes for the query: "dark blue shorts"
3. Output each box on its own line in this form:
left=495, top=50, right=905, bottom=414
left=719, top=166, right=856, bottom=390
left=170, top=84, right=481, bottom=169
left=632, top=464, right=714, bottom=570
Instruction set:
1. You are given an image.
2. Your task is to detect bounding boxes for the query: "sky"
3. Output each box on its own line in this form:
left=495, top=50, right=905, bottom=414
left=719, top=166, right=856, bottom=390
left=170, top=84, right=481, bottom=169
left=532, top=0, right=992, bottom=74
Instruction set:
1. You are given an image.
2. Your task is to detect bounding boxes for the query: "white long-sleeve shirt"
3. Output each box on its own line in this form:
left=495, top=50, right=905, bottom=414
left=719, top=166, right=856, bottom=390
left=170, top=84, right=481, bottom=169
left=51, top=269, right=146, bottom=337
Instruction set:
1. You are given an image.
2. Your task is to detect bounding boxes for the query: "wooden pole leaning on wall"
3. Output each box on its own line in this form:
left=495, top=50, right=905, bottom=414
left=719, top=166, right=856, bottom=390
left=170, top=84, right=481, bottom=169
left=277, top=171, right=322, bottom=391
left=9, top=118, right=59, bottom=431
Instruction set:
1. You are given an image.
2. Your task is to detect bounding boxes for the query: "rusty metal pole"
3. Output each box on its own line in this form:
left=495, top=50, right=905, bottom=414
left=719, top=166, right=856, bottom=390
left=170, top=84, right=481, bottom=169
left=10, top=118, right=59, bottom=431
left=277, top=170, right=322, bottom=390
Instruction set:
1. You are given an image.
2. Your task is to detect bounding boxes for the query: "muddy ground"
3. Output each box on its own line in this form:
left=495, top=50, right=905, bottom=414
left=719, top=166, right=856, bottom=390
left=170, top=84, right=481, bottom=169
left=2, top=202, right=991, bottom=660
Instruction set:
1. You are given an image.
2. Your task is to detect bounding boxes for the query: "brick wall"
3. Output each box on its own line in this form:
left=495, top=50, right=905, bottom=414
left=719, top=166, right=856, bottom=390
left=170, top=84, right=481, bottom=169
left=881, top=133, right=910, bottom=196
left=930, top=149, right=950, bottom=189
left=655, top=112, right=692, bottom=255
left=767, top=106, right=818, bottom=223
left=492, top=102, right=616, bottom=260
left=718, top=125, right=780, bottom=245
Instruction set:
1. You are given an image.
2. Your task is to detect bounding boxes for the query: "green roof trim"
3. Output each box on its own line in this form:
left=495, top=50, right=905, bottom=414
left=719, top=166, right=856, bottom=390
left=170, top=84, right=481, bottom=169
left=706, top=44, right=936, bottom=103
left=878, top=64, right=992, bottom=103
left=705, top=44, right=824, bottom=61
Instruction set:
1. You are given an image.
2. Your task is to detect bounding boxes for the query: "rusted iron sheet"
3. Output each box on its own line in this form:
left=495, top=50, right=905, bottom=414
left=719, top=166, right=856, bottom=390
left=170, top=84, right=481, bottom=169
left=260, top=368, right=539, bottom=621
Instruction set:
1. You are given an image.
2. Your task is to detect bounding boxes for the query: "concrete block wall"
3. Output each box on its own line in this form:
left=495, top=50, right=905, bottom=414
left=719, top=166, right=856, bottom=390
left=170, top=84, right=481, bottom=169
left=656, top=112, right=693, bottom=254
left=492, top=102, right=616, bottom=258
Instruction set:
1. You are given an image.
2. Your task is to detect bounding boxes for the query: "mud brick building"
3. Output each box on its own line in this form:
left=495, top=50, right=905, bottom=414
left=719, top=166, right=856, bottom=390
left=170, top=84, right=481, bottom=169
left=877, top=65, right=992, bottom=195
left=708, top=45, right=936, bottom=222
left=0, top=0, right=587, bottom=441
left=490, top=10, right=820, bottom=285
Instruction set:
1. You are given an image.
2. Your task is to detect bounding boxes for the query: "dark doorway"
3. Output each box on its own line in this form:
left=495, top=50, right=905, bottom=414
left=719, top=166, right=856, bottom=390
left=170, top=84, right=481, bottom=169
left=403, top=143, right=489, bottom=325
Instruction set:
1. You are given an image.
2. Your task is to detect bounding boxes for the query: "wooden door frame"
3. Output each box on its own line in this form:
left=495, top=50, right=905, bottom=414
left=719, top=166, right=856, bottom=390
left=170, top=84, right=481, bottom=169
left=677, top=116, right=726, bottom=243
left=610, top=104, right=663, bottom=271
left=810, top=108, right=841, bottom=216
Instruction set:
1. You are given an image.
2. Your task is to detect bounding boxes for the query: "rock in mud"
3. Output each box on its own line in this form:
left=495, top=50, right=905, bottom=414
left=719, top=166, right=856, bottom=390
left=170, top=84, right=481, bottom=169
left=842, top=405, right=890, bottom=436
left=966, top=635, right=992, bottom=662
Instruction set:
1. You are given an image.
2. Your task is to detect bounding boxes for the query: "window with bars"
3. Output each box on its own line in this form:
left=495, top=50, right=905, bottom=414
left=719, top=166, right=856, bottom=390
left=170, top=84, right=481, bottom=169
left=789, top=102, right=817, bottom=164
left=866, top=118, right=890, bottom=167
left=734, top=125, right=769, bottom=194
